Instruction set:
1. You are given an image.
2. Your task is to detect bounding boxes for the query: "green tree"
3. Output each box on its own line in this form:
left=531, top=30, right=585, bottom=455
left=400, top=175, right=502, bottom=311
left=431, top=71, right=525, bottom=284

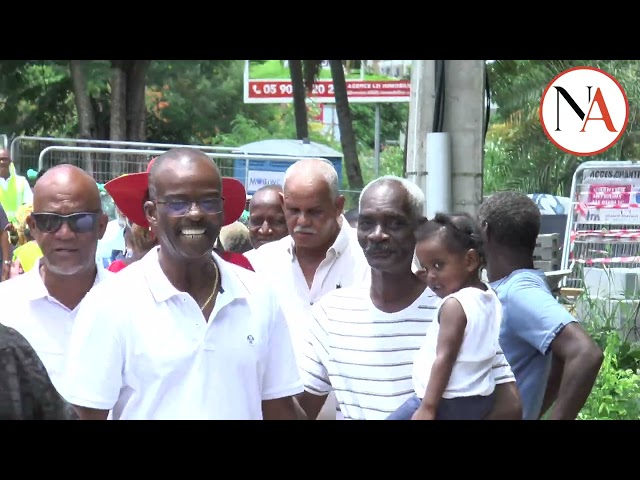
left=486, top=60, right=640, bottom=195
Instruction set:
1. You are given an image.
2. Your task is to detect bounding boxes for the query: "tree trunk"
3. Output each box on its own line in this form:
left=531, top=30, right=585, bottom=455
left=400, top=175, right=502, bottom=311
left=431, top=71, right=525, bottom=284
left=126, top=60, right=150, bottom=143
left=289, top=60, right=309, bottom=140
left=109, top=60, right=128, bottom=182
left=69, top=60, right=96, bottom=176
left=329, top=60, right=363, bottom=189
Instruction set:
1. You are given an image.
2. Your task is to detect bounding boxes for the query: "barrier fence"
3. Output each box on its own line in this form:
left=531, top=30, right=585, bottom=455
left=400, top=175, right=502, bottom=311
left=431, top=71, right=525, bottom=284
left=10, top=135, right=240, bottom=175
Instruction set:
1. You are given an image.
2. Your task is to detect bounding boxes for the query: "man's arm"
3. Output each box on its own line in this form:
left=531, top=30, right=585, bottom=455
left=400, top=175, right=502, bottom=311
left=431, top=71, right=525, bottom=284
left=509, top=276, right=603, bottom=420
left=262, top=397, right=299, bottom=420
left=545, top=323, right=603, bottom=420
left=260, top=295, right=304, bottom=419
left=295, top=305, right=334, bottom=420
left=74, top=406, right=110, bottom=420
left=296, top=390, right=329, bottom=420
left=539, top=354, right=564, bottom=418
left=62, top=285, right=124, bottom=418
left=485, top=382, right=522, bottom=420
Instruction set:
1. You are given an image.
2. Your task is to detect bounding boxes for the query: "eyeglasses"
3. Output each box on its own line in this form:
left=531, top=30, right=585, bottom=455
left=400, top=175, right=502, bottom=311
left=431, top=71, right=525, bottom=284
left=31, top=212, right=100, bottom=234
left=156, top=198, right=224, bottom=216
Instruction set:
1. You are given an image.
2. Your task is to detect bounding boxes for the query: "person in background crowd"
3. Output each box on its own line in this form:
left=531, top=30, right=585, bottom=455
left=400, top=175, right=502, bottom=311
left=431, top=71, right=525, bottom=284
left=219, top=221, right=253, bottom=254
left=8, top=203, right=43, bottom=279
left=297, top=176, right=522, bottom=420
left=0, top=164, right=111, bottom=395
left=244, top=184, right=288, bottom=261
left=0, top=149, right=32, bottom=227
left=250, top=158, right=370, bottom=421
left=107, top=221, right=158, bottom=273
left=0, top=203, right=10, bottom=282
left=63, top=148, right=302, bottom=420
left=479, top=191, right=603, bottom=420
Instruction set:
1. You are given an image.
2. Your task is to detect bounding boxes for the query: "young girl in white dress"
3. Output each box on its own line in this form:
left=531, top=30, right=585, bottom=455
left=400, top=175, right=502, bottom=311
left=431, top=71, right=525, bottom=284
left=388, top=213, right=502, bottom=420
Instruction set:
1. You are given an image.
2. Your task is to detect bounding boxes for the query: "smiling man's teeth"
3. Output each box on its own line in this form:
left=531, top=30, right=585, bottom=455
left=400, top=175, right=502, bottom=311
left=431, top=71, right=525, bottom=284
left=182, top=229, right=205, bottom=235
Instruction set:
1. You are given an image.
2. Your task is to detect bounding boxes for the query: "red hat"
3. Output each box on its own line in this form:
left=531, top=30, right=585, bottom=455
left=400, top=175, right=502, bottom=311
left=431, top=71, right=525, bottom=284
left=104, top=158, right=246, bottom=228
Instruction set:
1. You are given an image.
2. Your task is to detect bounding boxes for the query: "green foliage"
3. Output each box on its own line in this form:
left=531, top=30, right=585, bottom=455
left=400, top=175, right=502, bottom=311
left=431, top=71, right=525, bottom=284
left=0, top=60, right=78, bottom=137
left=146, top=60, right=279, bottom=145
left=359, top=145, right=404, bottom=184
left=578, top=331, right=640, bottom=420
left=485, top=60, right=640, bottom=195
left=351, top=103, right=408, bottom=151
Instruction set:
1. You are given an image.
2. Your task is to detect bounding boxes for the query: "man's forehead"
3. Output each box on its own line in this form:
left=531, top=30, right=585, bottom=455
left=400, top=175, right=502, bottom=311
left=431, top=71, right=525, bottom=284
left=0, top=150, right=10, bottom=159
left=361, top=182, right=408, bottom=210
left=34, top=188, right=101, bottom=211
left=154, top=159, right=220, bottom=188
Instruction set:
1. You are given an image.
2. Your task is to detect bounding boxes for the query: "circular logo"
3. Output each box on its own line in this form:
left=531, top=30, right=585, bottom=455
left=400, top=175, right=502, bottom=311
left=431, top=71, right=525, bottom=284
left=539, top=66, right=629, bottom=156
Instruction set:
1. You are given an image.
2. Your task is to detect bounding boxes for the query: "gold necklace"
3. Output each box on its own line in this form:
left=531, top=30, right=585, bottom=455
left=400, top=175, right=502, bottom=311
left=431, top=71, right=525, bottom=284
left=200, top=262, right=220, bottom=312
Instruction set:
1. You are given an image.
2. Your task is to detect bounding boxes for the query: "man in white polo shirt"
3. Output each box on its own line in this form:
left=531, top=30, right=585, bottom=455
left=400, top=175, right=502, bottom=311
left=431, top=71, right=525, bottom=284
left=0, top=164, right=111, bottom=394
left=62, top=148, right=302, bottom=420
left=249, top=158, right=370, bottom=420
left=297, top=176, right=523, bottom=420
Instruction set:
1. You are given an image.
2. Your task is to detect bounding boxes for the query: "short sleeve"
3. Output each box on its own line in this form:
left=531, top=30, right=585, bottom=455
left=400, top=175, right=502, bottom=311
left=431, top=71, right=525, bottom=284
left=299, top=305, right=333, bottom=396
left=261, top=293, right=304, bottom=400
left=504, top=274, right=576, bottom=354
left=61, top=284, right=125, bottom=410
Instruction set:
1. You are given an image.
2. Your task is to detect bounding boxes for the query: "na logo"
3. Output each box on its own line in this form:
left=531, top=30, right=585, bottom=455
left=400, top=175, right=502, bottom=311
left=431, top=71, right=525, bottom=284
left=539, top=66, right=629, bottom=156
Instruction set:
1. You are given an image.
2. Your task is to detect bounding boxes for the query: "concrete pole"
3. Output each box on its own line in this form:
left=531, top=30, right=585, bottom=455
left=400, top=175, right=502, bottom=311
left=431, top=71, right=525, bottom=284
left=405, top=61, right=434, bottom=212
left=406, top=60, right=486, bottom=218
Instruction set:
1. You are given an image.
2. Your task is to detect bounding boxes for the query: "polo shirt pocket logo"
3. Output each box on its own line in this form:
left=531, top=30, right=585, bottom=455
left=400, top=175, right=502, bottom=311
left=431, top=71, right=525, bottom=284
left=247, top=335, right=254, bottom=345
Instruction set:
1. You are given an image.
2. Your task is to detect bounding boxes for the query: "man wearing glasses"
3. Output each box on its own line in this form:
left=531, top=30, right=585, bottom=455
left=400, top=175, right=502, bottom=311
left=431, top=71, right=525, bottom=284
left=0, top=164, right=111, bottom=396
left=62, top=148, right=302, bottom=420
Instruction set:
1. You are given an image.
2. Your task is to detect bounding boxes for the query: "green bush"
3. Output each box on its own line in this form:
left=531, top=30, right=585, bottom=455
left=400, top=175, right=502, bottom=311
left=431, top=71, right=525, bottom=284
left=578, top=331, right=640, bottom=420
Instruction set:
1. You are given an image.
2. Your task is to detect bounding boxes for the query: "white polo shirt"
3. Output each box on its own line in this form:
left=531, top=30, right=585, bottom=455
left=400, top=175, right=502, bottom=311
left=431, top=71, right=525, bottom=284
left=0, top=259, right=111, bottom=393
left=61, top=247, right=303, bottom=420
left=249, top=217, right=370, bottom=421
left=249, top=216, right=371, bottom=354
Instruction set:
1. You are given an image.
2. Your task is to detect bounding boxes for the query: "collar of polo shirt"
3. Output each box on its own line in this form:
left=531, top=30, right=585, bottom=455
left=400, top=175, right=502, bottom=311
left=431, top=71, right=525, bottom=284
left=24, top=257, right=111, bottom=302
left=142, top=246, right=251, bottom=304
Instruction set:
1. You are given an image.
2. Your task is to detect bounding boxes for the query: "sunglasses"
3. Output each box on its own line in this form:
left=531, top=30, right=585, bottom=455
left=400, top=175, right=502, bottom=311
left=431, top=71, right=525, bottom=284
left=155, top=198, right=224, bottom=216
left=31, top=212, right=100, bottom=234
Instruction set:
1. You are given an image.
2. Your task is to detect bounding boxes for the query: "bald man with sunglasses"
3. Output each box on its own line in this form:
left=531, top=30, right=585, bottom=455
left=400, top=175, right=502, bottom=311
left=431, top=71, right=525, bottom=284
left=0, top=164, right=111, bottom=396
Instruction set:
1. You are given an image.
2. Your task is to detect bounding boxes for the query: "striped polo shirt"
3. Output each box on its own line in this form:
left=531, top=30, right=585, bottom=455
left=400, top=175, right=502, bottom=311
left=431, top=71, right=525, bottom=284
left=299, top=285, right=515, bottom=420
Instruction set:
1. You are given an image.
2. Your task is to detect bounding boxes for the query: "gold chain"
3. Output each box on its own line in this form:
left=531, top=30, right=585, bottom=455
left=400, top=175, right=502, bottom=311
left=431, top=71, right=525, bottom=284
left=200, top=262, right=220, bottom=312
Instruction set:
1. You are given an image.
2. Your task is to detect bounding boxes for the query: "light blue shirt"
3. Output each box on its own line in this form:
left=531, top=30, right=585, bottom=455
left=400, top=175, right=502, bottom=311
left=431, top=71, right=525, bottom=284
left=490, top=269, right=576, bottom=420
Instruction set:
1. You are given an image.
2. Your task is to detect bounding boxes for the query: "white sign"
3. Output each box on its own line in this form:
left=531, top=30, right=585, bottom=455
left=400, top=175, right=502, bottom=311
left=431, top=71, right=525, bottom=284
left=246, top=170, right=285, bottom=194
left=577, top=168, right=640, bottom=224
left=539, top=66, right=629, bottom=156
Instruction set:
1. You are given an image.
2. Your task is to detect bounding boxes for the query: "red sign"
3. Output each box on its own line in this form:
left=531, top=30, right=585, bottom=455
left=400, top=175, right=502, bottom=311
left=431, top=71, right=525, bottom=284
left=246, top=80, right=411, bottom=104
left=588, top=184, right=631, bottom=205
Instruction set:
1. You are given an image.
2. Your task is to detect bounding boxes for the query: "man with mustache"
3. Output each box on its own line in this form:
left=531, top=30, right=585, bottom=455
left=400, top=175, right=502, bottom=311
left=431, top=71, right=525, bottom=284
left=249, top=158, right=370, bottom=420
left=62, top=148, right=302, bottom=420
left=296, top=175, right=522, bottom=420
